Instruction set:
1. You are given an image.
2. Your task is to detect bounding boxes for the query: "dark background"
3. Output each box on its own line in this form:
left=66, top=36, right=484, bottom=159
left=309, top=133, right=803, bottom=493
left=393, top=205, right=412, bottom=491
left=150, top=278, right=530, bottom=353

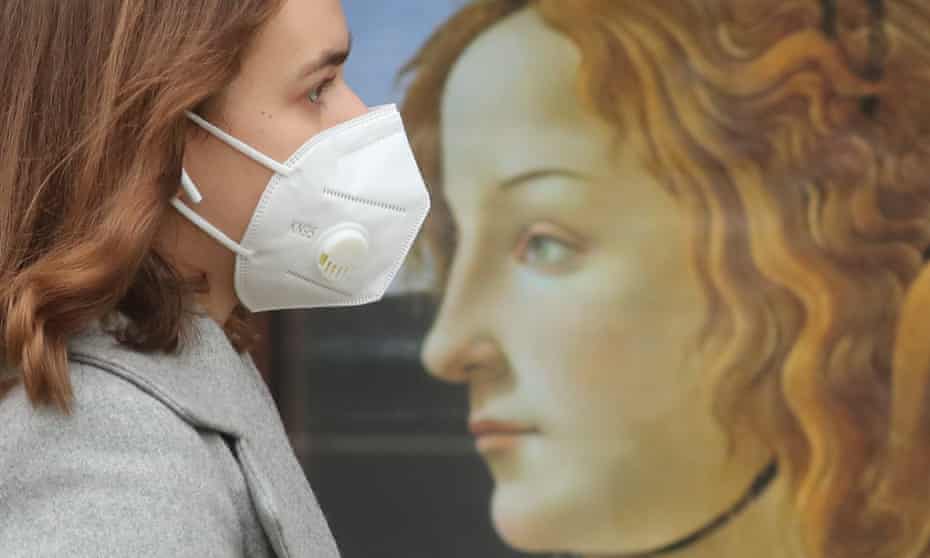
left=263, top=295, right=531, bottom=557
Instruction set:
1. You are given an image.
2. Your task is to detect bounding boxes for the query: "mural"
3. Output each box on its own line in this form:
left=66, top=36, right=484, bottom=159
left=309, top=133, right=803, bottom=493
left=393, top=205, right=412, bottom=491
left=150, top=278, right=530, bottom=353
left=273, top=2, right=930, bottom=557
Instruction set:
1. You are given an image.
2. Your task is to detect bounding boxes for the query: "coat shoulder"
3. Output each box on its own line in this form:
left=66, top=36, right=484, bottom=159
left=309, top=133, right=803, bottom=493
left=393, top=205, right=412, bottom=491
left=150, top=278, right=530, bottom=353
left=0, top=359, right=210, bottom=465
left=0, top=360, right=247, bottom=558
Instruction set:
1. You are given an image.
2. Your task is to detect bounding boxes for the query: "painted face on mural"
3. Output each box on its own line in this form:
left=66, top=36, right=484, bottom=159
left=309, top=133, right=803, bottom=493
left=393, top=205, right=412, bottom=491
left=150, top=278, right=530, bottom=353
left=420, top=8, right=772, bottom=555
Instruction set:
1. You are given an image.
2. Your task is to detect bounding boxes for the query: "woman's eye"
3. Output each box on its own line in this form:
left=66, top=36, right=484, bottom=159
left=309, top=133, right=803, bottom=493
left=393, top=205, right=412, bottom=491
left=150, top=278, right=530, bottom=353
left=514, top=225, right=583, bottom=272
left=308, top=78, right=335, bottom=104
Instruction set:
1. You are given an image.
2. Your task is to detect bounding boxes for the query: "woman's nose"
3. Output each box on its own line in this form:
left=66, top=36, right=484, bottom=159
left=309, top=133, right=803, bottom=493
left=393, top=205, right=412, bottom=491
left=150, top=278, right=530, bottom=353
left=336, top=83, right=368, bottom=123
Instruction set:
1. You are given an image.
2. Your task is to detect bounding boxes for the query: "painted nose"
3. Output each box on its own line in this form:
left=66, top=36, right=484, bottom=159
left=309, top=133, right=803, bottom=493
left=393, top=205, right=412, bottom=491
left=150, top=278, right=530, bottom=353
left=422, top=331, right=502, bottom=385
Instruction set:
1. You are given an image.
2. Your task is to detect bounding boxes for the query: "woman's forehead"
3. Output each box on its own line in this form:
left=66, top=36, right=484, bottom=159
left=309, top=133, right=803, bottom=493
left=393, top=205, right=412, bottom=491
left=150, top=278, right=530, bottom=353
left=243, top=0, right=349, bottom=74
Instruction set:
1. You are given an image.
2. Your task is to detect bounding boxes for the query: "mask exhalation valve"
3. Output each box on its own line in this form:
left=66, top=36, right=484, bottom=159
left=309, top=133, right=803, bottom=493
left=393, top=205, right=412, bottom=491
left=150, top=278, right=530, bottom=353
left=317, top=223, right=369, bottom=282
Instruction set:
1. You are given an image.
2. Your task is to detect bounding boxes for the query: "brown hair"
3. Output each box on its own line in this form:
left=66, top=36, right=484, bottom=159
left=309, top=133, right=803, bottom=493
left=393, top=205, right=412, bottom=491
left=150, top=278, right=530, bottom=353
left=0, top=0, right=282, bottom=412
left=401, top=1, right=930, bottom=556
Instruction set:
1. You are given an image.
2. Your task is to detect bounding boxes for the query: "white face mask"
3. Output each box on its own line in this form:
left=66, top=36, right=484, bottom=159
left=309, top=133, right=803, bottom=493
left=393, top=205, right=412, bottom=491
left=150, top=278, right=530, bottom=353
left=171, top=105, right=430, bottom=312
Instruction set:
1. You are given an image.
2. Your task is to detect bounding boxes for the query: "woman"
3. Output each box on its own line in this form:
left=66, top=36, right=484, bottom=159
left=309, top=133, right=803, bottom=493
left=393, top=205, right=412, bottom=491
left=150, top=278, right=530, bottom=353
left=0, top=1, right=428, bottom=556
left=402, top=0, right=930, bottom=556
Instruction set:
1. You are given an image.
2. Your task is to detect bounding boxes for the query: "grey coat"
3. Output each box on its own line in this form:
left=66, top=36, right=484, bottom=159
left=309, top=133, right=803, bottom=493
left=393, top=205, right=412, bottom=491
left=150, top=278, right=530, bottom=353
left=0, top=315, right=340, bottom=558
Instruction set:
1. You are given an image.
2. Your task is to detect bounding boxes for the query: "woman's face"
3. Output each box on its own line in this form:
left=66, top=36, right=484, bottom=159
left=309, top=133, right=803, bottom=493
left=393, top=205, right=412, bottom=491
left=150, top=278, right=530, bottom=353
left=169, top=0, right=367, bottom=318
left=421, top=9, right=767, bottom=554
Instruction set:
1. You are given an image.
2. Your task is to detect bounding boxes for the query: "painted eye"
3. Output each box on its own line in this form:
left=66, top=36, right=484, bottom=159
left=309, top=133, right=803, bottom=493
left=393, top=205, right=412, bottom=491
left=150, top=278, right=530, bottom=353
left=514, top=224, right=584, bottom=272
left=523, top=235, right=575, bottom=265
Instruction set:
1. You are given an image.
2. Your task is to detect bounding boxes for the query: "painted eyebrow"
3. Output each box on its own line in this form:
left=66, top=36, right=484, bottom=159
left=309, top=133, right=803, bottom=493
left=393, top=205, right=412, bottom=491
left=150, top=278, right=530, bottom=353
left=295, top=32, right=353, bottom=79
left=499, top=169, right=589, bottom=190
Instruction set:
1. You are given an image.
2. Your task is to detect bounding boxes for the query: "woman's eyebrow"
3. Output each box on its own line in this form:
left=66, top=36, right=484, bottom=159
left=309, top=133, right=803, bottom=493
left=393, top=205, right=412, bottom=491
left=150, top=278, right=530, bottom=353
left=295, top=32, right=353, bottom=79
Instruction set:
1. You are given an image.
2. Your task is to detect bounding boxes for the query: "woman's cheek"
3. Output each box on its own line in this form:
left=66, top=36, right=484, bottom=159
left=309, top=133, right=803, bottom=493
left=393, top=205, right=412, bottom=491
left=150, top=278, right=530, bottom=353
left=524, top=253, right=686, bottom=426
left=509, top=262, right=631, bottom=419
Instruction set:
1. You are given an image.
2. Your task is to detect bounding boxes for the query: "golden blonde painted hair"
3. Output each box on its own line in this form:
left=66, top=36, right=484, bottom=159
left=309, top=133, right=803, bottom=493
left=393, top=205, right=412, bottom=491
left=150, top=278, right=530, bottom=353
left=401, top=1, right=930, bottom=556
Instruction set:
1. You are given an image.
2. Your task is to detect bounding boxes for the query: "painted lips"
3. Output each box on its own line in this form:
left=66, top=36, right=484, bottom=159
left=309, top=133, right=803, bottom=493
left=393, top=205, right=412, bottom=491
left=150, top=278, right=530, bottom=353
left=469, top=420, right=540, bottom=452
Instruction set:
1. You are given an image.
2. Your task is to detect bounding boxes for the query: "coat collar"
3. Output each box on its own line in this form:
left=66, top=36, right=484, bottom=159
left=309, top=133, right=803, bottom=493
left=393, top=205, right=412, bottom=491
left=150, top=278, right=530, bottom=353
left=69, top=313, right=259, bottom=433
left=68, top=313, right=340, bottom=558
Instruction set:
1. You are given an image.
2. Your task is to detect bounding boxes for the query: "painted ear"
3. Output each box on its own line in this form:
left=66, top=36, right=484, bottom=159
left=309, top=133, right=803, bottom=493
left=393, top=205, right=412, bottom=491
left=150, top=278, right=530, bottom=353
left=180, top=168, right=203, bottom=204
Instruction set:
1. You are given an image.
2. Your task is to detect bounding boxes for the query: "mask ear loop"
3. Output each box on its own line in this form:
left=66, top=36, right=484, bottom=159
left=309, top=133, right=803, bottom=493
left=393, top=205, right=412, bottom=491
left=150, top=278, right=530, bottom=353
left=180, top=169, right=203, bottom=204
left=169, top=196, right=255, bottom=258
left=185, top=111, right=293, bottom=176
left=170, top=111, right=291, bottom=259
